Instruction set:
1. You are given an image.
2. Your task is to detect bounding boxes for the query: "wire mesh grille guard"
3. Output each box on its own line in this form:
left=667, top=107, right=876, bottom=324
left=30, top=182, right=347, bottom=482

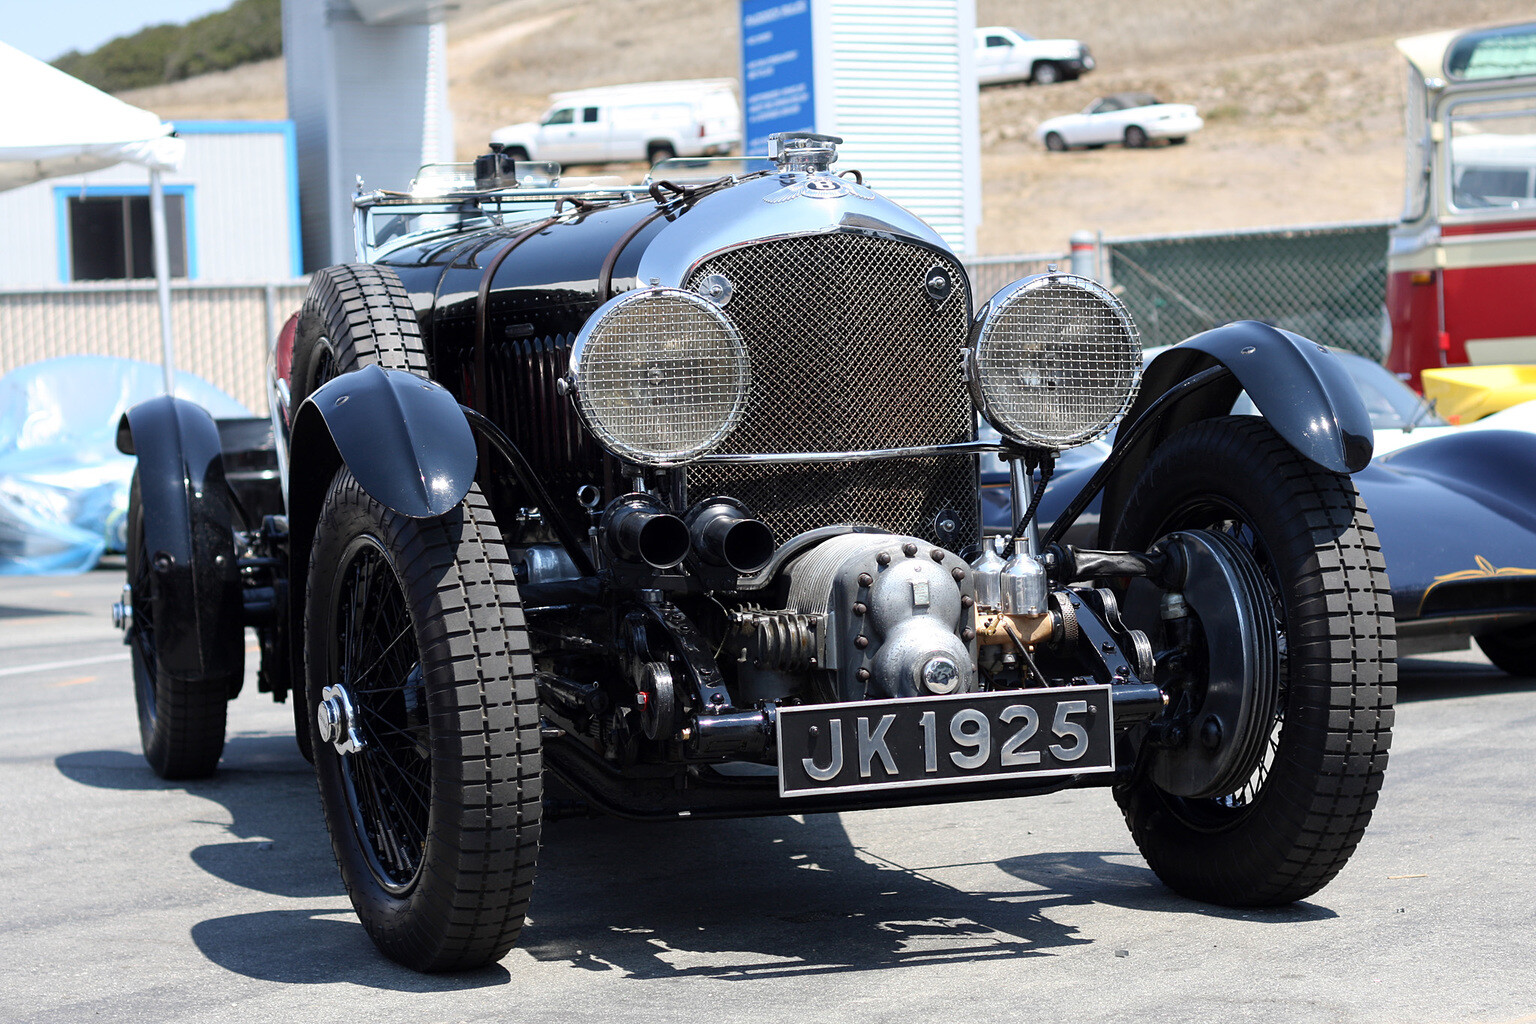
left=572, top=289, right=749, bottom=463
left=685, top=233, right=978, bottom=545
left=976, top=276, right=1141, bottom=448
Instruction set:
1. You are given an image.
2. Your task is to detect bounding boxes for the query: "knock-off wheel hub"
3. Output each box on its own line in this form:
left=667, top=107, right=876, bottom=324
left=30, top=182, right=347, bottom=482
left=1145, top=529, right=1278, bottom=799
left=317, top=683, right=366, bottom=755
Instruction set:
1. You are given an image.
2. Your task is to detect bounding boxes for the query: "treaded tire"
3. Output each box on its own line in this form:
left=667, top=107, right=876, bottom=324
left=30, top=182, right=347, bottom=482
left=290, top=264, right=430, bottom=410
left=1045, top=132, right=1067, bottom=152
left=305, top=469, right=541, bottom=972
left=1032, top=61, right=1060, bottom=85
left=1475, top=628, right=1536, bottom=677
left=127, top=472, right=235, bottom=779
left=288, top=263, right=430, bottom=761
left=1110, top=417, right=1396, bottom=906
left=1124, top=125, right=1148, bottom=148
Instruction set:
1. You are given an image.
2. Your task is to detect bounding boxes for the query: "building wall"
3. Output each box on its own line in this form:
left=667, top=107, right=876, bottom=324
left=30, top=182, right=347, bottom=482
left=284, top=0, right=453, bottom=271
left=738, top=0, right=980, bottom=255
left=818, top=0, right=979, bottom=255
left=0, top=121, right=300, bottom=286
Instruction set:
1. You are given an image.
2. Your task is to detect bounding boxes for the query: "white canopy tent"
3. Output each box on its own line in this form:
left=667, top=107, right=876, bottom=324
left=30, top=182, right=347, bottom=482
left=0, top=40, right=187, bottom=392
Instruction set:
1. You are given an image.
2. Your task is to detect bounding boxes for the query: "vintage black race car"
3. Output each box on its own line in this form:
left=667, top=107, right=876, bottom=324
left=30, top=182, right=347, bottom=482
left=114, top=134, right=1395, bottom=972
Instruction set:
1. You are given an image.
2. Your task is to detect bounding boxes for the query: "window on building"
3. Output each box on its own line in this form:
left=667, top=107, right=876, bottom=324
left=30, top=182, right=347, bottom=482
left=67, top=193, right=188, bottom=281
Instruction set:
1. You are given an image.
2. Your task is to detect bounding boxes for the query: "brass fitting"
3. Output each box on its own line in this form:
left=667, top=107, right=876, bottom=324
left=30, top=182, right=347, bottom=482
left=975, top=610, right=1052, bottom=648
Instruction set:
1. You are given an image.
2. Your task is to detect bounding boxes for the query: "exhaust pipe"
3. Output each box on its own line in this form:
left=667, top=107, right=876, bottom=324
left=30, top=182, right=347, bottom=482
left=685, top=497, right=775, bottom=574
left=602, top=495, right=690, bottom=569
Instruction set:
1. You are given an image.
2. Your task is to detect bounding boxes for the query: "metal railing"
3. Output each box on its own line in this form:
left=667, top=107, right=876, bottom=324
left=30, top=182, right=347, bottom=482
left=0, top=279, right=309, bottom=414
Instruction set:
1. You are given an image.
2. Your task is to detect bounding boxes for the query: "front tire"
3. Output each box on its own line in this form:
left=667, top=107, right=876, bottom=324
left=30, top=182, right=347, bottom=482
left=1032, top=61, right=1061, bottom=85
left=305, top=469, right=542, bottom=971
left=1045, top=132, right=1067, bottom=152
left=647, top=141, right=677, bottom=165
left=1111, top=417, right=1396, bottom=906
left=1124, top=125, right=1149, bottom=148
left=288, top=263, right=430, bottom=759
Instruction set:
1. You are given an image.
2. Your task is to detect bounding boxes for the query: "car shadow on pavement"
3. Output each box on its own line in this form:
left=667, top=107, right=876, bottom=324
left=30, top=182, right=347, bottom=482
left=991, top=850, right=1336, bottom=923
left=0, top=603, right=78, bottom=619
left=1396, top=658, right=1533, bottom=702
left=55, top=738, right=519, bottom=990
left=55, top=736, right=1330, bottom=987
left=56, top=736, right=338, bottom=899
left=515, top=811, right=1095, bottom=980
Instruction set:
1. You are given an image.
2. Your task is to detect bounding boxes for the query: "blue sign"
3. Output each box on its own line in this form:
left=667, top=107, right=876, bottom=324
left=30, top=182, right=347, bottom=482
left=740, top=0, right=817, bottom=155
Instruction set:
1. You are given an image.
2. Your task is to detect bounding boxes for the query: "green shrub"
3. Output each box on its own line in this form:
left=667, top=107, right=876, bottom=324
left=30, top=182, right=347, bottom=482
left=52, top=0, right=280, bottom=93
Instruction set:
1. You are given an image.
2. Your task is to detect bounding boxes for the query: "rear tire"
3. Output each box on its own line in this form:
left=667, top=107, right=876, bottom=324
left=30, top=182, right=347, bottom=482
left=305, top=469, right=542, bottom=971
left=647, top=141, right=677, bottom=165
left=504, top=145, right=530, bottom=162
left=290, top=264, right=430, bottom=410
left=1045, top=132, right=1067, bottom=152
left=1111, top=417, right=1396, bottom=906
left=1124, top=125, right=1149, bottom=148
left=127, top=472, right=235, bottom=779
left=1475, top=627, right=1536, bottom=677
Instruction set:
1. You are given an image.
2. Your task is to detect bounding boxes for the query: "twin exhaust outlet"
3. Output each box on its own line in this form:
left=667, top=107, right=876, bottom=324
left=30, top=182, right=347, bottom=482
left=602, top=494, right=776, bottom=574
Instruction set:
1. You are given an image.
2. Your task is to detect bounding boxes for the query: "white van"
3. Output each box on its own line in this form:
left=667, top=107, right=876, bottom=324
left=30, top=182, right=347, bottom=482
left=490, top=80, right=741, bottom=167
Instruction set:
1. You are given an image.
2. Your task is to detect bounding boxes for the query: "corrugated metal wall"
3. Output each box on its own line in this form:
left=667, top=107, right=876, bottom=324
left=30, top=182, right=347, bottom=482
left=823, top=0, right=979, bottom=253
left=0, top=126, right=297, bottom=287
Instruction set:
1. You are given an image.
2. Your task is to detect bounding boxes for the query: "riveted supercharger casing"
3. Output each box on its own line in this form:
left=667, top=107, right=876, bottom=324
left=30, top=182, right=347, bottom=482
left=783, top=534, right=978, bottom=701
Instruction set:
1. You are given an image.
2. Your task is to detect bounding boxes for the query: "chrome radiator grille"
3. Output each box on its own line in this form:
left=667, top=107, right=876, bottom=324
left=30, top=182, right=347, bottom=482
left=685, top=233, right=978, bottom=545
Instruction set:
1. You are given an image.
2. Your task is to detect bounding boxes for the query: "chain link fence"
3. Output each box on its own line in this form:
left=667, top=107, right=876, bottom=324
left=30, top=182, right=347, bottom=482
left=959, top=222, right=1391, bottom=359
left=1104, top=222, right=1392, bottom=357
left=963, top=253, right=1068, bottom=301
left=0, top=280, right=309, bottom=413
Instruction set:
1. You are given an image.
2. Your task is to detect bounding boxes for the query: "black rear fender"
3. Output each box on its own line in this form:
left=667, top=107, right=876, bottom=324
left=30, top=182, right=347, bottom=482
left=115, top=397, right=244, bottom=680
left=1099, top=321, right=1374, bottom=545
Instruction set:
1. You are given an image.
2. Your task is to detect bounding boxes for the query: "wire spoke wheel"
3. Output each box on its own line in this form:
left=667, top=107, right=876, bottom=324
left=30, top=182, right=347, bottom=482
left=330, top=539, right=431, bottom=892
left=1111, top=416, right=1395, bottom=906
left=306, top=468, right=541, bottom=971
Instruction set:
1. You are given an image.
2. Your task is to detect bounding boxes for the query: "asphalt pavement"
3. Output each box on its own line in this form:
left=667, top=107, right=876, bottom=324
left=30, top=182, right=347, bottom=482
left=2, top=566, right=1533, bottom=1023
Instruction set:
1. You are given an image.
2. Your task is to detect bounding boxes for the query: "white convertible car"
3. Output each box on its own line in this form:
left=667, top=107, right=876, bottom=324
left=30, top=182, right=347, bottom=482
left=1035, top=92, right=1203, bottom=150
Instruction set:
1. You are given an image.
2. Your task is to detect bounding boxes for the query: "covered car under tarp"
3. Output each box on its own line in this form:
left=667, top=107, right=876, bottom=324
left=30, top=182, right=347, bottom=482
left=0, top=357, right=249, bottom=574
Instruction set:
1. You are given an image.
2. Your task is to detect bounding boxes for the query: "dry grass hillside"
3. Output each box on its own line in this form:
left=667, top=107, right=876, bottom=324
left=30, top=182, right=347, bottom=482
left=121, top=0, right=1535, bottom=254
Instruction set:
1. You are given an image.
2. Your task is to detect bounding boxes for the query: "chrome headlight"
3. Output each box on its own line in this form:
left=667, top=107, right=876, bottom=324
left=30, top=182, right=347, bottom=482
left=568, top=287, right=750, bottom=464
left=969, top=273, right=1141, bottom=448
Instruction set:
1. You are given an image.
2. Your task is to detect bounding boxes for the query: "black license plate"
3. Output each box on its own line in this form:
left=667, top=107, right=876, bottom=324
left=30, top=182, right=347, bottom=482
left=777, top=686, right=1115, bottom=798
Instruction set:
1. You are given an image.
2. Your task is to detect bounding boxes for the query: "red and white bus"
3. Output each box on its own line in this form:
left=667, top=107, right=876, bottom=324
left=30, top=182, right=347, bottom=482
left=1386, top=21, right=1536, bottom=389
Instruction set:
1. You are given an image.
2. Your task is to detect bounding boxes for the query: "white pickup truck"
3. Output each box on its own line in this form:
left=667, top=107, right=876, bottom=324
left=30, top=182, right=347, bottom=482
left=490, top=79, right=741, bottom=167
left=975, top=26, right=1095, bottom=86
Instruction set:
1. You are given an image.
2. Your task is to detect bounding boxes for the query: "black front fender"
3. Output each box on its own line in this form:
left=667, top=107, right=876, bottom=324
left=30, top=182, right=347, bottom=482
left=1099, top=321, right=1373, bottom=545
left=283, top=365, right=479, bottom=711
left=290, top=364, right=477, bottom=520
left=116, top=397, right=243, bottom=680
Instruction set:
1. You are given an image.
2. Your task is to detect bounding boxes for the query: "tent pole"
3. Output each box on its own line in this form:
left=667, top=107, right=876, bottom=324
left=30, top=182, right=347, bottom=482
left=149, top=167, right=176, bottom=395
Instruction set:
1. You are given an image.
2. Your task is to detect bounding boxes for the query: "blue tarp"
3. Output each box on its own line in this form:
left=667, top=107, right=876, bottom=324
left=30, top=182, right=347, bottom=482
left=0, top=356, right=250, bottom=575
